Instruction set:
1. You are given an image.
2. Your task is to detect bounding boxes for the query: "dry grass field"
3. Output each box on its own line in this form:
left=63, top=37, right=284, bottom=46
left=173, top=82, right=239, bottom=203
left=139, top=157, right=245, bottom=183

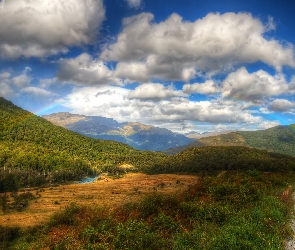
left=0, top=173, right=199, bottom=228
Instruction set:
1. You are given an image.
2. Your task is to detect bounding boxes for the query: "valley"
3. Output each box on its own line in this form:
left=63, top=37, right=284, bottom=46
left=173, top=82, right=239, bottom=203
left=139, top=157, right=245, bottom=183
left=1, top=97, right=295, bottom=249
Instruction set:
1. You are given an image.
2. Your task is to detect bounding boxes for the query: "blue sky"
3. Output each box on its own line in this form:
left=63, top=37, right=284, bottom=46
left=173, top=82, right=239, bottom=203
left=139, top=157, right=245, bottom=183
left=1, top=0, right=295, bottom=134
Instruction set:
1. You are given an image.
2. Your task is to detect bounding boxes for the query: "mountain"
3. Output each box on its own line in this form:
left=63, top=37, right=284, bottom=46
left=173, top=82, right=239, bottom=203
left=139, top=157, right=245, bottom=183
left=146, top=146, right=295, bottom=174
left=185, top=130, right=234, bottom=140
left=0, top=97, right=165, bottom=192
left=164, top=126, right=295, bottom=156
left=43, top=112, right=194, bottom=151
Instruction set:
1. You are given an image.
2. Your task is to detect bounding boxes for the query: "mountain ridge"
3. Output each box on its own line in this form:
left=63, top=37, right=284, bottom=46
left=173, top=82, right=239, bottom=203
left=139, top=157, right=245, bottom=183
left=164, top=125, right=295, bottom=156
left=43, top=112, right=194, bottom=151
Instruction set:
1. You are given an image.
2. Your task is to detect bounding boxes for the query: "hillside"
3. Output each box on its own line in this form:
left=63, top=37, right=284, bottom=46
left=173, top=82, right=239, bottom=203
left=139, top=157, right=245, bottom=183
left=43, top=112, right=193, bottom=151
left=0, top=97, right=166, bottom=191
left=148, top=146, right=295, bottom=174
left=164, top=126, right=295, bottom=156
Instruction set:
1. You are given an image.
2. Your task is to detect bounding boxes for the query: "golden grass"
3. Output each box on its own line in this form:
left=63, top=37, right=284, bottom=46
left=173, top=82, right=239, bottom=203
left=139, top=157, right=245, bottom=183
left=0, top=173, right=198, bottom=228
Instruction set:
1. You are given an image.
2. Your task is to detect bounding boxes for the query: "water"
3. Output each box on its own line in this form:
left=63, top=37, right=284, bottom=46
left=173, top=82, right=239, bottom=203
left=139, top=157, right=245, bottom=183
left=79, top=176, right=99, bottom=184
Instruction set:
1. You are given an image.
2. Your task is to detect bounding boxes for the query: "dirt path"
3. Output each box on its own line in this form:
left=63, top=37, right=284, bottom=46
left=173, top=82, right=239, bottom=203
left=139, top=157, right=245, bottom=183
left=0, top=173, right=199, bottom=228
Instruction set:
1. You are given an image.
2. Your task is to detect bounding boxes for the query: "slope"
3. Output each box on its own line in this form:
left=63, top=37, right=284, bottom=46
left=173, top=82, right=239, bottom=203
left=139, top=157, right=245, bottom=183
left=0, top=97, right=165, bottom=191
left=164, top=126, right=295, bottom=156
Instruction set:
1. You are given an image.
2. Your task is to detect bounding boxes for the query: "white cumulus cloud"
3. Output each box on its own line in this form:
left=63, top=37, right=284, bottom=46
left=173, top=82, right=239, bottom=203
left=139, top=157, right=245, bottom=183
left=222, top=67, right=289, bottom=103
left=268, top=99, right=295, bottom=112
left=128, top=83, right=185, bottom=100
left=57, top=53, right=121, bottom=86
left=183, top=80, right=220, bottom=95
left=0, top=83, right=13, bottom=98
left=0, top=0, right=105, bottom=59
left=101, top=12, right=295, bottom=82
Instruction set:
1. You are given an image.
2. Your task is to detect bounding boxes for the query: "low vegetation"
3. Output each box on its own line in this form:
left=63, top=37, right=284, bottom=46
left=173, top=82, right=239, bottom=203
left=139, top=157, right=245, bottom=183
left=5, top=171, right=295, bottom=249
left=0, top=192, right=35, bottom=213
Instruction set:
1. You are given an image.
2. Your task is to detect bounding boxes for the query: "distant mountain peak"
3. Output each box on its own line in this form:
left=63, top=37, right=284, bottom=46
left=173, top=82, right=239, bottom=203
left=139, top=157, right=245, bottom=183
left=43, top=112, right=194, bottom=151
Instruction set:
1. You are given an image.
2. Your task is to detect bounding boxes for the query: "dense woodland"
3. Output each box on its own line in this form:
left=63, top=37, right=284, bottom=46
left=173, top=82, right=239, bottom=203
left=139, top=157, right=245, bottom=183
left=237, top=126, right=295, bottom=156
left=146, top=146, right=295, bottom=174
left=0, top=97, right=165, bottom=191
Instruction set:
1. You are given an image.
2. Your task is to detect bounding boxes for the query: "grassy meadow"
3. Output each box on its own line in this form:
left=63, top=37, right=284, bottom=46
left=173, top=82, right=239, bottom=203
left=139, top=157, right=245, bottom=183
left=1, top=171, right=295, bottom=249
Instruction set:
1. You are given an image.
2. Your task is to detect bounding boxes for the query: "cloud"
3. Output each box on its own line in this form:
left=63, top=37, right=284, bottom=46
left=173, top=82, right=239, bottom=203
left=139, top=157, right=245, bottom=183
left=222, top=67, right=289, bottom=103
left=101, top=12, right=295, bottom=82
left=125, top=0, right=142, bottom=9
left=57, top=53, right=120, bottom=85
left=268, top=99, right=295, bottom=112
left=258, top=120, right=281, bottom=129
left=0, top=71, right=11, bottom=80
left=289, top=76, right=295, bottom=92
left=60, top=86, right=263, bottom=133
left=0, top=83, right=13, bottom=98
left=128, top=83, right=185, bottom=100
left=0, top=0, right=105, bottom=59
left=21, top=87, right=53, bottom=96
left=183, top=80, right=220, bottom=95
left=39, top=78, right=58, bottom=89
left=12, top=67, right=32, bottom=88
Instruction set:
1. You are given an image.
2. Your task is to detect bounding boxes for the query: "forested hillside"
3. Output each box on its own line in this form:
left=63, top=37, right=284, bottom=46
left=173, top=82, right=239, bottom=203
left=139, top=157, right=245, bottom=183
left=0, top=97, right=165, bottom=191
left=148, top=146, right=295, bottom=174
left=164, top=126, right=295, bottom=156
left=237, top=126, right=295, bottom=156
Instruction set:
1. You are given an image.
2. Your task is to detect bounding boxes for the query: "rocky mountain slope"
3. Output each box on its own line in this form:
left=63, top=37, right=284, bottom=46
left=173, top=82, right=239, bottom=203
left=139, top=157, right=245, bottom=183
left=43, top=112, right=194, bottom=151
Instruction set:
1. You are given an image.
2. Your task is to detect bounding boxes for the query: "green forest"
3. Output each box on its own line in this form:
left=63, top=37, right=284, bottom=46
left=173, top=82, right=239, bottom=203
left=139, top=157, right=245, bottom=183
left=0, top=97, right=165, bottom=191
left=146, top=146, right=295, bottom=174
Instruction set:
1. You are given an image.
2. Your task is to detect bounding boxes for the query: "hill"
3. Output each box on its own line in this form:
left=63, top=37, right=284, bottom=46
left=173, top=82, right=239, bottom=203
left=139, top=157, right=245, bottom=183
left=164, top=126, right=295, bottom=156
left=0, top=97, right=165, bottom=192
left=43, top=112, right=193, bottom=151
left=148, top=146, right=295, bottom=174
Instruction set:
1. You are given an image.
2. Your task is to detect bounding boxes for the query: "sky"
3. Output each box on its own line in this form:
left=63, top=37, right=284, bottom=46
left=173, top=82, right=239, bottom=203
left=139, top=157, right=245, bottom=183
left=1, top=0, right=295, bottom=134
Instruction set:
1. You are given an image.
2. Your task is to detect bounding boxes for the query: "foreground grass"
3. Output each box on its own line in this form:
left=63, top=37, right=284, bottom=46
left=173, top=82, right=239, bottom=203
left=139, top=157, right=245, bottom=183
left=4, top=171, right=295, bottom=249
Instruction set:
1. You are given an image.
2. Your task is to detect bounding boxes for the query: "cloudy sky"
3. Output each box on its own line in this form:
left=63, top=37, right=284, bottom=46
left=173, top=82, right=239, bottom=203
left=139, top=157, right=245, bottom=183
left=1, top=0, right=295, bottom=134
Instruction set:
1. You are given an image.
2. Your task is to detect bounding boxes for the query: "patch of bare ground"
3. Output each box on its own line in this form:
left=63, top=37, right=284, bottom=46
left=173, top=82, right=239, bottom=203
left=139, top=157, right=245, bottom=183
left=0, top=173, right=198, bottom=228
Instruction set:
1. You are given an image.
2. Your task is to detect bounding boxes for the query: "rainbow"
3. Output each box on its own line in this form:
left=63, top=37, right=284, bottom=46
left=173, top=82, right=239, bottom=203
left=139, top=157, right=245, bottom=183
left=7, top=101, right=66, bottom=133
left=34, top=101, right=65, bottom=117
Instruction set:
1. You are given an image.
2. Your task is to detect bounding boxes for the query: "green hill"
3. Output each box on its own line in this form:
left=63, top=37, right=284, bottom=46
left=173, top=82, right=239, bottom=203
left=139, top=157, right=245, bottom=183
left=237, top=126, right=295, bottom=156
left=0, top=97, right=165, bottom=191
left=164, top=126, right=295, bottom=156
left=148, top=146, right=295, bottom=174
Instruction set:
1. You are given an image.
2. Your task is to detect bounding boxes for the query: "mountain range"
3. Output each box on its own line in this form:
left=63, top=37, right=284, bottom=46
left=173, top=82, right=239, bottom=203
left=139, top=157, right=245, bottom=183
left=43, top=112, right=194, bottom=151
